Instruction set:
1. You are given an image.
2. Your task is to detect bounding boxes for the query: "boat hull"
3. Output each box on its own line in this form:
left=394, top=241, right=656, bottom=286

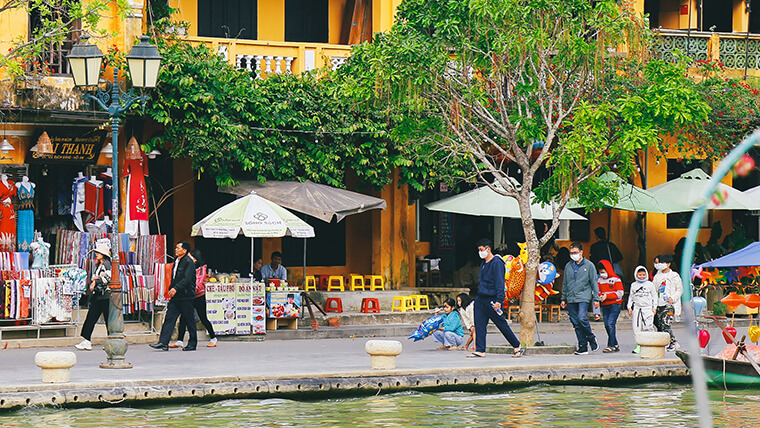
left=676, top=350, right=760, bottom=388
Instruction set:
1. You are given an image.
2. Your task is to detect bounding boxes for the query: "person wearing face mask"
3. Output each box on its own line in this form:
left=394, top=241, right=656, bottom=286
left=652, top=254, right=682, bottom=351
left=466, top=239, right=523, bottom=358
left=628, top=266, right=657, bottom=354
left=596, top=260, right=624, bottom=353
left=561, top=242, right=600, bottom=355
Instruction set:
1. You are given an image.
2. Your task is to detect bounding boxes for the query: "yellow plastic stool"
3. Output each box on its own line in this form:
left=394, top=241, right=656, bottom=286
left=327, top=276, right=345, bottom=291
left=365, top=275, right=384, bottom=291
left=391, top=295, right=413, bottom=312
left=304, top=276, right=317, bottom=292
left=349, top=274, right=365, bottom=291
left=409, top=294, right=430, bottom=311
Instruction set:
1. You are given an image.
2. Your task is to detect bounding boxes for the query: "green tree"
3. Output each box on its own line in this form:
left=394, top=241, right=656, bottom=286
left=339, top=0, right=721, bottom=344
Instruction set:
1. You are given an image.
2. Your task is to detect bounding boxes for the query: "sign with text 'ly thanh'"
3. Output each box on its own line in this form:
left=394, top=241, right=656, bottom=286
left=27, top=128, right=107, bottom=164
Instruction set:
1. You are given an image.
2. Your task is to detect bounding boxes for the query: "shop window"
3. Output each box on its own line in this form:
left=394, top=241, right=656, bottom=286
left=568, top=209, right=589, bottom=242
left=281, top=215, right=345, bottom=267
left=666, top=158, right=711, bottom=229
left=285, top=0, right=329, bottom=43
left=28, top=4, right=81, bottom=75
left=701, top=0, right=732, bottom=32
left=197, top=0, right=258, bottom=40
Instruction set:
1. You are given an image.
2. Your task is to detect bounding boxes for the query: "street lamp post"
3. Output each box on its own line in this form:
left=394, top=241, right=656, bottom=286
left=67, top=35, right=162, bottom=369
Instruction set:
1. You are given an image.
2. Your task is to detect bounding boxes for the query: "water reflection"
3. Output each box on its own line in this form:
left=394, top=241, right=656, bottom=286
left=1, top=385, right=759, bottom=427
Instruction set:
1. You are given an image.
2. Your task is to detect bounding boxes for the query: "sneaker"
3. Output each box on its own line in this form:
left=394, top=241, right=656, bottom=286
left=574, top=348, right=589, bottom=355
left=589, top=338, right=599, bottom=352
left=666, top=342, right=680, bottom=352
left=207, top=338, right=217, bottom=347
left=169, top=340, right=184, bottom=349
left=632, top=344, right=640, bottom=354
left=75, top=339, right=92, bottom=351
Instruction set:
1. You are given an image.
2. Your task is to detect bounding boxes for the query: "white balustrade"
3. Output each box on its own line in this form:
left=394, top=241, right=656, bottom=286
left=235, top=54, right=296, bottom=77
left=330, top=56, right=347, bottom=71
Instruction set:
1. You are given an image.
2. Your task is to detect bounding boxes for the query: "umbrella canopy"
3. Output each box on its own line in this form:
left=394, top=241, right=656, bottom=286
left=424, top=182, right=586, bottom=221
left=219, top=180, right=386, bottom=223
left=648, top=168, right=760, bottom=211
left=700, top=242, right=760, bottom=268
left=191, top=192, right=315, bottom=239
left=745, top=185, right=760, bottom=199
left=567, top=172, right=691, bottom=213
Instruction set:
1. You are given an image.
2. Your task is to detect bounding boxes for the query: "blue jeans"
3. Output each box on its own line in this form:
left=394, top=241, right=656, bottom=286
left=566, top=302, right=596, bottom=350
left=432, top=330, right=464, bottom=347
left=601, top=303, right=621, bottom=347
left=474, top=296, right=520, bottom=352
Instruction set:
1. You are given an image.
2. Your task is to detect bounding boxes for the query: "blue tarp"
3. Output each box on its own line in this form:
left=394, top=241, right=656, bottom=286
left=700, top=242, right=760, bottom=268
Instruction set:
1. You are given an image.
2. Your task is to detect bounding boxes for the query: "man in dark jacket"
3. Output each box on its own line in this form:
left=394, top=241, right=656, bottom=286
left=150, top=241, right=198, bottom=351
left=561, top=242, right=600, bottom=355
left=467, top=239, right=523, bottom=358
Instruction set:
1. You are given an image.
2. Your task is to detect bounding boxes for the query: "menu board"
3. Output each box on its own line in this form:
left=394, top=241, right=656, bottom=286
left=250, top=281, right=266, bottom=334
left=266, top=291, right=301, bottom=318
left=235, top=283, right=252, bottom=334
left=206, top=283, right=237, bottom=335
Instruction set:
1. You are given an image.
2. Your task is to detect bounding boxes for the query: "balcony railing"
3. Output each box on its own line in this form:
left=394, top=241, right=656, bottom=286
left=654, top=29, right=760, bottom=70
left=182, top=36, right=353, bottom=77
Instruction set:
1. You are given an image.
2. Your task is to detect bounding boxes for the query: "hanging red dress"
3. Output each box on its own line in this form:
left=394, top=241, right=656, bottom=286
left=0, top=180, right=17, bottom=252
left=124, top=156, right=148, bottom=221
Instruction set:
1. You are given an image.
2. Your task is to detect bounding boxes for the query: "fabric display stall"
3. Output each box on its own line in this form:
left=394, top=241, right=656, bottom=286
left=118, top=264, right=155, bottom=315
left=0, top=265, right=87, bottom=325
left=0, top=252, right=30, bottom=270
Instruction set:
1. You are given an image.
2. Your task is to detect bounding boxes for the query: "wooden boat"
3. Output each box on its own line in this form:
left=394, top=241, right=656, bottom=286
left=675, top=350, right=760, bottom=388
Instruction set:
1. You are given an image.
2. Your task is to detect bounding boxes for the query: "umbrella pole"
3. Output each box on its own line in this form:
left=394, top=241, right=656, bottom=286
left=251, top=238, right=255, bottom=276
left=303, top=238, right=307, bottom=282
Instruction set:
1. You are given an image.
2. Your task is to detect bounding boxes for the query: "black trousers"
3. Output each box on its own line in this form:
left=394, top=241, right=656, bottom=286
left=177, top=295, right=216, bottom=340
left=81, top=296, right=110, bottom=341
left=158, top=298, right=197, bottom=348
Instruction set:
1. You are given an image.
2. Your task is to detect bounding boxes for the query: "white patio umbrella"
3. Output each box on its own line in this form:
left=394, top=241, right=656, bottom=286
left=648, top=168, right=760, bottom=211
left=191, top=191, right=315, bottom=274
left=745, top=185, right=760, bottom=199
left=424, top=181, right=586, bottom=221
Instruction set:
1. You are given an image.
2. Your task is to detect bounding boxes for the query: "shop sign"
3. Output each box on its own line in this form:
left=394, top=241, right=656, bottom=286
left=28, top=128, right=106, bottom=164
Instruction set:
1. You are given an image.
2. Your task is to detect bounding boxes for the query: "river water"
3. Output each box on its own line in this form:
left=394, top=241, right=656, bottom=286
left=1, top=384, right=759, bottom=427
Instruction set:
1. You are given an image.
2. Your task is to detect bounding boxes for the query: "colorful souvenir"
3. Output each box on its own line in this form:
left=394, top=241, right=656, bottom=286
left=408, top=314, right=444, bottom=342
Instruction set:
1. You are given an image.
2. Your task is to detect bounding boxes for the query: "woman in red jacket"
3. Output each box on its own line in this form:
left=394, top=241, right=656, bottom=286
left=597, top=260, right=624, bottom=353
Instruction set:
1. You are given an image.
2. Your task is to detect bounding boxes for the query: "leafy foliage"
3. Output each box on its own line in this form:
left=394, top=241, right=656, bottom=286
left=145, top=36, right=406, bottom=188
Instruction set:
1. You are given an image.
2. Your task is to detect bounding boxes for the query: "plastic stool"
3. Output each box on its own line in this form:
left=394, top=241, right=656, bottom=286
left=410, top=294, right=430, bottom=310
left=327, top=276, right=345, bottom=291
left=361, top=298, right=380, bottom=313
left=365, top=275, right=384, bottom=291
left=349, top=274, right=366, bottom=291
left=325, top=297, right=343, bottom=313
left=304, top=276, right=317, bottom=291
left=391, top=296, right=412, bottom=312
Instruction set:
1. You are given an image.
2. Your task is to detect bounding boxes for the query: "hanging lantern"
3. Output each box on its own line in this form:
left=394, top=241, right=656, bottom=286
left=698, top=329, right=710, bottom=348
left=749, top=325, right=760, bottom=344
left=743, top=293, right=760, bottom=309
left=37, top=132, right=54, bottom=155
left=126, top=137, right=142, bottom=160
left=723, top=326, right=737, bottom=344
left=721, top=291, right=745, bottom=312
left=692, top=296, right=707, bottom=317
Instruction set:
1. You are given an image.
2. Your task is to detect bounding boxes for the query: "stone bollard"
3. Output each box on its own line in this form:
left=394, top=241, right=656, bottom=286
left=365, top=340, right=402, bottom=370
left=636, top=332, right=671, bottom=359
left=35, top=351, right=77, bottom=383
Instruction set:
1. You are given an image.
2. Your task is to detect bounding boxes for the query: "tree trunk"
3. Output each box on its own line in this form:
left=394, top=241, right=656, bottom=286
left=516, top=192, right=540, bottom=346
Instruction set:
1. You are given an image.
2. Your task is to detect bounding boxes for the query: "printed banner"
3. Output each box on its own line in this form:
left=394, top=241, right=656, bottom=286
left=251, top=280, right=266, bottom=334
left=206, top=283, right=236, bottom=335
left=267, top=291, right=301, bottom=318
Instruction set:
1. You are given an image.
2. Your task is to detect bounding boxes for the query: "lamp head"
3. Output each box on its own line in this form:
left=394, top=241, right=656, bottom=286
left=126, top=35, right=163, bottom=88
left=66, top=35, right=104, bottom=88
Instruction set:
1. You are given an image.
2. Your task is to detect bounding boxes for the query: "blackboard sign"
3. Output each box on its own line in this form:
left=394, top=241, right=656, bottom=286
left=27, top=128, right=107, bottom=164
left=438, top=212, right=454, bottom=249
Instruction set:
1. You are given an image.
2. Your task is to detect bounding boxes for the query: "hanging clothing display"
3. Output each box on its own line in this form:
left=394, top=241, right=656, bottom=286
left=0, top=252, right=30, bottom=270
left=0, top=179, right=17, bottom=252
left=124, top=155, right=149, bottom=236
left=83, top=179, right=104, bottom=225
left=70, top=175, right=88, bottom=232
left=16, top=180, right=35, bottom=252
left=100, top=171, right=113, bottom=218
left=30, top=239, right=50, bottom=269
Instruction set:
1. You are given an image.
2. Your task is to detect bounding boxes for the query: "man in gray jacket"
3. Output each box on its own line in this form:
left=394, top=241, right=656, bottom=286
left=561, top=242, right=600, bottom=355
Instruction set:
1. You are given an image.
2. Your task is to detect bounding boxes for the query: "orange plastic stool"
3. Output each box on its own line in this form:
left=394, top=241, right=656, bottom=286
left=325, top=297, right=343, bottom=313
left=360, top=298, right=381, bottom=313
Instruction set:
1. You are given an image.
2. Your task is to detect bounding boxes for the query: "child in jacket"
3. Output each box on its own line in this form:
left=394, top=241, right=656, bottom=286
left=628, top=265, right=657, bottom=354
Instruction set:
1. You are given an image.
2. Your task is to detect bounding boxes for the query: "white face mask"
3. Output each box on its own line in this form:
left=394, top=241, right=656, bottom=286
left=570, top=253, right=582, bottom=262
left=599, top=273, right=608, bottom=279
left=478, top=250, right=489, bottom=259
left=654, top=263, right=666, bottom=271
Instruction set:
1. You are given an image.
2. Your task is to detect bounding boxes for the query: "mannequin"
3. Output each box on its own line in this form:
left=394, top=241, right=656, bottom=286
left=0, top=174, right=16, bottom=252
left=88, top=175, right=102, bottom=186
left=76, top=171, right=85, bottom=180
left=30, top=234, right=50, bottom=269
left=103, top=168, right=113, bottom=177
left=16, top=176, right=36, bottom=251
left=71, top=174, right=88, bottom=232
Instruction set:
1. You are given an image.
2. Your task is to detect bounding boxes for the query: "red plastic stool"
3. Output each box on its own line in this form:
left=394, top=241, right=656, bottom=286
left=325, top=297, right=343, bottom=313
left=360, top=298, right=380, bottom=313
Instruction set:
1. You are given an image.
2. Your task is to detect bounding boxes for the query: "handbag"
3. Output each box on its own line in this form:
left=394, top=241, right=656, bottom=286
left=195, top=265, right=207, bottom=297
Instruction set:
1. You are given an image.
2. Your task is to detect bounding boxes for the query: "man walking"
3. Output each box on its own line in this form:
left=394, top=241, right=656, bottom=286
left=561, top=242, right=600, bottom=355
left=467, top=239, right=523, bottom=358
left=150, top=241, right=198, bottom=351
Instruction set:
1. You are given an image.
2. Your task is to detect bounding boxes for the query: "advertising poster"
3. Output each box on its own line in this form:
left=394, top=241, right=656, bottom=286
left=235, top=282, right=251, bottom=334
left=250, top=281, right=266, bottom=335
left=267, top=291, right=301, bottom=318
left=206, top=283, right=237, bottom=335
